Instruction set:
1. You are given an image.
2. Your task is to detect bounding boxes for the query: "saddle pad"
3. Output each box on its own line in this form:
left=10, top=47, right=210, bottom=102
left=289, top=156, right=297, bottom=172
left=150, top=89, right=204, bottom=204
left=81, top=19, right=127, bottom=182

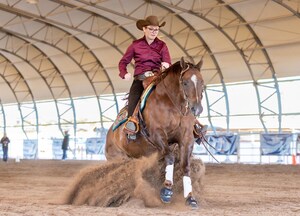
left=112, top=83, right=155, bottom=131
left=140, top=83, right=155, bottom=111
left=112, top=105, right=128, bottom=131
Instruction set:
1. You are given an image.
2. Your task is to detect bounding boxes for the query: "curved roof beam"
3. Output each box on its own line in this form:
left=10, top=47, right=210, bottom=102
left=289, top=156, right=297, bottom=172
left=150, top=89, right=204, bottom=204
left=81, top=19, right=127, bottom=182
left=2, top=23, right=116, bottom=125
left=219, top=0, right=282, bottom=132
left=51, top=0, right=134, bottom=49
left=0, top=0, right=136, bottom=116
left=0, top=53, right=38, bottom=139
left=273, top=0, right=300, bottom=18
left=0, top=31, right=76, bottom=136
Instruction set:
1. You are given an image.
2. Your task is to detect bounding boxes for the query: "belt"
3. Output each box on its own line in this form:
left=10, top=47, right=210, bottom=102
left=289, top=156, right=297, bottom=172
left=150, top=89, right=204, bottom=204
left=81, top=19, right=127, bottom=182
left=134, top=71, right=154, bottom=80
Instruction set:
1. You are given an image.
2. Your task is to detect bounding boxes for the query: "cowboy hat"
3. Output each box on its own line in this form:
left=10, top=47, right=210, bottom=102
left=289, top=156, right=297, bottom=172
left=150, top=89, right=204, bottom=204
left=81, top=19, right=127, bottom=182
left=136, top=16, right=166, bottom=30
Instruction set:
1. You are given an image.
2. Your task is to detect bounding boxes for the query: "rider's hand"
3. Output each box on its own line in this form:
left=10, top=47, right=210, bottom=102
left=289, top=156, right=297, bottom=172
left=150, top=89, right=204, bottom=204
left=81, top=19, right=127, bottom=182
left=124, top=73, right=132, bottom=81
left=161, top=62, right=170, bottom=71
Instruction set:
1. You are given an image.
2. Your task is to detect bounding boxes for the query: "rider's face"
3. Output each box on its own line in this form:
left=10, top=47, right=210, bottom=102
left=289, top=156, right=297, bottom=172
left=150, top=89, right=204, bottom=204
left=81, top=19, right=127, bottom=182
left=143, top=25, right=159, bottom=41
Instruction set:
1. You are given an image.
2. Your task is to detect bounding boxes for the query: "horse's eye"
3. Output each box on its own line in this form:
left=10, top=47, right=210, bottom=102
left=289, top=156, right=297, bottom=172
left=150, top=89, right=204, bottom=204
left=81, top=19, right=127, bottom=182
left=183, top=81, right=188, bottom=86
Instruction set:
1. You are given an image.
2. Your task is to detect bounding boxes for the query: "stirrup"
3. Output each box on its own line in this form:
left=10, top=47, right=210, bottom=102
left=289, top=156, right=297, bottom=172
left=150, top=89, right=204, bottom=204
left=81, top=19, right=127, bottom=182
left=124, top=118, right=139, bottom=133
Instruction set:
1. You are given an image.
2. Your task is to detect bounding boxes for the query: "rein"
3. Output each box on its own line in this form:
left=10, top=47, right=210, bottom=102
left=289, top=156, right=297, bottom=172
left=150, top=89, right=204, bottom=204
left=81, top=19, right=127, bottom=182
left=198, top=134, right=220, bottom=163
left=162, top=64, right=191, bottom=116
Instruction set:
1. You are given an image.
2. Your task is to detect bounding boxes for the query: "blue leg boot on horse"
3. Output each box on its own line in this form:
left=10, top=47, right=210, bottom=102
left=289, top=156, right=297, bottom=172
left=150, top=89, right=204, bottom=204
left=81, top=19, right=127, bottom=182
left=160, top=180, right=173, bottom=203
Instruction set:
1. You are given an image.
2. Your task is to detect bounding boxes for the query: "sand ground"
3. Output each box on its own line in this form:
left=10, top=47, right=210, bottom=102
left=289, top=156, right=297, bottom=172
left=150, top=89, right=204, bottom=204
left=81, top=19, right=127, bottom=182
left=0, top=159, right=299, bottom=216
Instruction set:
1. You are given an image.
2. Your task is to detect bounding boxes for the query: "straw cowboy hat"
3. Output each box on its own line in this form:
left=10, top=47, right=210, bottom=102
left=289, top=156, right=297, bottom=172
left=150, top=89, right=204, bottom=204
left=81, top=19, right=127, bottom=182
left=136, top=16, right=166, bottom=30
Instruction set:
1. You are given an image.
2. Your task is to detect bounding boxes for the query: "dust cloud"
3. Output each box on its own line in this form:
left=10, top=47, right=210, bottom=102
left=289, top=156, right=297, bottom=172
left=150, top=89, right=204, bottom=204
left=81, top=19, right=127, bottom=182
left=61, top=153, right=205, bottom=208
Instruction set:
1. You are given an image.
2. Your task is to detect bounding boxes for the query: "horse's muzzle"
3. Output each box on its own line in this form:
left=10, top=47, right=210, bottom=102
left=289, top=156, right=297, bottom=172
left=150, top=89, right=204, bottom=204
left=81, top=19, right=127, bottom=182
left=191, top=105, right=203, bottom=116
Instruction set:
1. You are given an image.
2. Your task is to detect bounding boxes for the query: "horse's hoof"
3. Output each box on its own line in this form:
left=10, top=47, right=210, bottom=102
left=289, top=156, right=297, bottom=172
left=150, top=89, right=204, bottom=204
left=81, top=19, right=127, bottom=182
left=160, top=187, right=173, bottom=203
left=185, top=196, right=198, bottom=209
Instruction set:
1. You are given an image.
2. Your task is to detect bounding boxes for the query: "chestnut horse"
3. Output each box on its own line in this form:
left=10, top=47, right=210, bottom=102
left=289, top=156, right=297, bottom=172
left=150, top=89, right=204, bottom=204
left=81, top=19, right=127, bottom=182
left=105, top=57, right=204, bottom=209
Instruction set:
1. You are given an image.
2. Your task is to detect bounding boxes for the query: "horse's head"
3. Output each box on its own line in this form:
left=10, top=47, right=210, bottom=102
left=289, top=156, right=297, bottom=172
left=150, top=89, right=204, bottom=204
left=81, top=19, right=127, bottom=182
left=179, top=57, right=204, bottom=116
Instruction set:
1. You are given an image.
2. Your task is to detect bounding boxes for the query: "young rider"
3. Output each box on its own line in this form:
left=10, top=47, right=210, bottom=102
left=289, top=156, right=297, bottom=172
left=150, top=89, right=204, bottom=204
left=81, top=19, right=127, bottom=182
left=119, top=15, right=171, bottom=140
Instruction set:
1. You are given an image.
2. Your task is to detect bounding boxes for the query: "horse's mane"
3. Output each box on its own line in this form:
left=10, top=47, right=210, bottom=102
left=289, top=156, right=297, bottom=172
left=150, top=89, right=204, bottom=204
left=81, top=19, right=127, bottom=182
left=155, top=60, right=195, bottom=84
left=155, top=61, right=180, bottom=84
left=164, top=61, right=181, bottom=74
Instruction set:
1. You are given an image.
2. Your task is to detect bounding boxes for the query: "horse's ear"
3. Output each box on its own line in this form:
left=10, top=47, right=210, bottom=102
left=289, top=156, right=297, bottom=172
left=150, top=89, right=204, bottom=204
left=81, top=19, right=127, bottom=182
left=196, top=59, right=203, bottom=70
left=180, top=57, right=187, bottom=69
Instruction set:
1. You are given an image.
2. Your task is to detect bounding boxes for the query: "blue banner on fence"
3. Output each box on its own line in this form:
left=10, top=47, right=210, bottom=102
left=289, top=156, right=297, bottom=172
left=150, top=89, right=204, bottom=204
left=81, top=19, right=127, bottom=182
left=52, top=138, right=63, bottom=159
left=86, top=137, right=105, bottom=154
left=260, top=133, right=292, bottom=155
left=193, top=141, right=208, bottom=155
left=205, top=134, right=239, bottom=155
left=23, top=139, right=38, bottom=159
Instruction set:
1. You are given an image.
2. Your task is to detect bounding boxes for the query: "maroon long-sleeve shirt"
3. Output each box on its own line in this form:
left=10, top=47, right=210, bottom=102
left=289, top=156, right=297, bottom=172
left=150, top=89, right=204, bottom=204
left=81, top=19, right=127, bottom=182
left=119, top=36, right=171, bottom=79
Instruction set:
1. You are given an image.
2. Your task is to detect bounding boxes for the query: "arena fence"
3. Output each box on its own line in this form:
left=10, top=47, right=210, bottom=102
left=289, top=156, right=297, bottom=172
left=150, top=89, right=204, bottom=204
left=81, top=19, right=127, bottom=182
left=1, top=133, right=299, bottom=165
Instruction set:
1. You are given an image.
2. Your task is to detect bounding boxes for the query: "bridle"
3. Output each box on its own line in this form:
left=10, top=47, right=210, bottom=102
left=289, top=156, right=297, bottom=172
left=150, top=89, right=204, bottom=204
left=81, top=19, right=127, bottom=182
left=140, top=63, right=199, bottom=150
left=162, top=63, right=194, bottom=116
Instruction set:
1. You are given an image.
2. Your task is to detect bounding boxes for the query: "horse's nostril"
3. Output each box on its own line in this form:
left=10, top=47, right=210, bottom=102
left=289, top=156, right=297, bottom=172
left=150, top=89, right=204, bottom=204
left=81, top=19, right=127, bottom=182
left=191, top=107, right=197, bottom=115
left=191, top=106, right=202, bottom=116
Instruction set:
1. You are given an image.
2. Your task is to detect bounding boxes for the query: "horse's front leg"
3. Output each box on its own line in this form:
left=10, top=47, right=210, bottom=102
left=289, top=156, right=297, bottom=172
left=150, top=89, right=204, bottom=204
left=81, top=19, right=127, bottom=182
left=180, top=139, right=199, bottom=209
left=160, top=151, right=175, bottom=203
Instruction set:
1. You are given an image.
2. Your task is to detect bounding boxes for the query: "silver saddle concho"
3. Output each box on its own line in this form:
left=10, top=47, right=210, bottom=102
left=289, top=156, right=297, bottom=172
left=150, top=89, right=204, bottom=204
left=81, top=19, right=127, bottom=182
left=144, top=71, right=154, bottom=77
left=134, top=71, right=155, bottom=80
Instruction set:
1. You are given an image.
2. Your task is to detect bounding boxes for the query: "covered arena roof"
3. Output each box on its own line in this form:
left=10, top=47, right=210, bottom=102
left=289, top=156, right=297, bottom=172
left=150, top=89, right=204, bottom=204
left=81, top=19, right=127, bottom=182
left=0, top=0, right=300, bottom=135
left=0, top=0, right=299, bottom=102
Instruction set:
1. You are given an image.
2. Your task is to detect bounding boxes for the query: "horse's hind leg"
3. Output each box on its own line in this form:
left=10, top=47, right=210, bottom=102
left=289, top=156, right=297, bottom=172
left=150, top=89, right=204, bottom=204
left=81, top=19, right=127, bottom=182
left=105, top=140, right=125, bottom=161
left=105, top=128, right=128, bottom=161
